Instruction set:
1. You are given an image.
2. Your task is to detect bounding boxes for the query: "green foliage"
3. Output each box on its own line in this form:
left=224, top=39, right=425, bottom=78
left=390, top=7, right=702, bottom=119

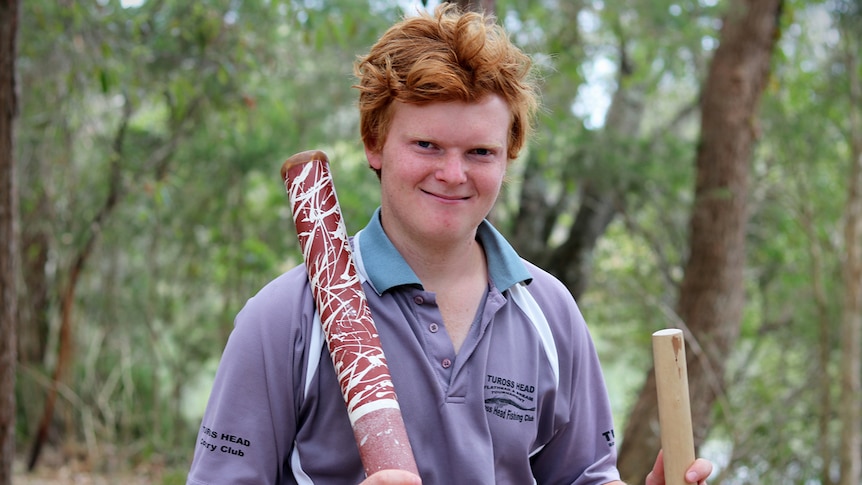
left=14, top=0, right=402, bottom=472
left=12, top=0, right=860, bottom=482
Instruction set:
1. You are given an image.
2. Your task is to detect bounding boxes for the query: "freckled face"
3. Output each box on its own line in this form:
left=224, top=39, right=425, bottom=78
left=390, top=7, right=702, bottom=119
left=366, top=95, right=511, bottom=248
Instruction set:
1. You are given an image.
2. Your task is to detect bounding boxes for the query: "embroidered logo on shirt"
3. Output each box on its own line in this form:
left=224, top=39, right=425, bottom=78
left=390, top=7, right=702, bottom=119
left=198, top=424, right=252, bottom=457
left=484, top=374, right=536, bottom=423
left=602, top=428, right=616, bottom=447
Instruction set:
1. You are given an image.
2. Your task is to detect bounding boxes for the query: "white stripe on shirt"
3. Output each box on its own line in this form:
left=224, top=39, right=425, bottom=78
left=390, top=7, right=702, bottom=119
left=509, top=283, right=560, bottom=388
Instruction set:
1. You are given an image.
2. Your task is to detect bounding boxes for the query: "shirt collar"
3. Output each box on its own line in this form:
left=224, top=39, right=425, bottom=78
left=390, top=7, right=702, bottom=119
left=353, top=207, right=532, bottom=295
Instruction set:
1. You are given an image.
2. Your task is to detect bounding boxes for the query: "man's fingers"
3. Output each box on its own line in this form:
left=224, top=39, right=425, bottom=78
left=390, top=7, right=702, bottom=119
left=685, top=458, right=713, bottom=484
left=645, top=450, right=665, bottom=485
left=361, top=469, right=422, bottom=485
left=647, top=450, right=713, bottom=485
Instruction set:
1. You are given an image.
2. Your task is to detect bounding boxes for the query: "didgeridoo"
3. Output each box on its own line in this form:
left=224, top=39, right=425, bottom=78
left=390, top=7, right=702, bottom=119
left=281, top=150, right=418, bottom=476
left=652, top=329, right=697, bottom=485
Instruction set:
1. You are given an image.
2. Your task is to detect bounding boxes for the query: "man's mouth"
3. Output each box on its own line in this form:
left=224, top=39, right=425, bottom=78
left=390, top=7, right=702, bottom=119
left=422, top=189, right=469, bottom=201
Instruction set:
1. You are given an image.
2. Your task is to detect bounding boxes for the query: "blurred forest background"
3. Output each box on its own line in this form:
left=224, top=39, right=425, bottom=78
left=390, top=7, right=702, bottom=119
left=2, top=0, right=862, bottom=483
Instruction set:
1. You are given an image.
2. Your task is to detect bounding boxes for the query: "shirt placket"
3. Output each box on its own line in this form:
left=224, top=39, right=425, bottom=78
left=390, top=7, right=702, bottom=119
left=409, top=290, right=458, bottom=389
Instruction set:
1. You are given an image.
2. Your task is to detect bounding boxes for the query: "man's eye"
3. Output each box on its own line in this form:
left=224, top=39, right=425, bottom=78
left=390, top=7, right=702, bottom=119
left=473, top=148, right=492, bottom=156
left=417, top=141, right=433, bottom=149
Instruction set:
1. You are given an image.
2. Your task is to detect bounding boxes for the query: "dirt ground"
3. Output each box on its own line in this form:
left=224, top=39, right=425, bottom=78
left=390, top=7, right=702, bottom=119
left=14, top=468, right=156, bottom=485
left=12, top=451, right=187, bottom=485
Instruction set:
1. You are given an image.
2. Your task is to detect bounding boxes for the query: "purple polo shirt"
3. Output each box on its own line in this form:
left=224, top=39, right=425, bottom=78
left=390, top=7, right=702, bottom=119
left=187, top=209, right=620, bottom=484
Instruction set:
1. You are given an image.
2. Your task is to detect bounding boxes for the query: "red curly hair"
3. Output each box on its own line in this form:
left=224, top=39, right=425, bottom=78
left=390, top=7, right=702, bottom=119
left=354, top=3, right=539, bottom=164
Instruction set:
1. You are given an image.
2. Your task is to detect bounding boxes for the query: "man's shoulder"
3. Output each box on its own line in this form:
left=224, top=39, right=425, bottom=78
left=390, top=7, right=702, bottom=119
left=518, top=259, right=574, bottom=298
left=233, top=264, right=314, bottom=330
left=248, top=263, right=310, bottom=304
left=511, top=259, right=590, bottom=340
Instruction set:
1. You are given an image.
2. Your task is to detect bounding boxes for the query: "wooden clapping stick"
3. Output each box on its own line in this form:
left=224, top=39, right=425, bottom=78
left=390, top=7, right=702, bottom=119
left=281, top=150, right=419, bottom=477
left=652, top=328, right=697, bottom=485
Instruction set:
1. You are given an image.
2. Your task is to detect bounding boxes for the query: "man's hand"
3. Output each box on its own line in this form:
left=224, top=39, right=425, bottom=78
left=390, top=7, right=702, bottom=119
left=645, top=450, right=713, bottom=485
left=360, top=469, right=422, bottom=485
left=360, top=449, right=714, bottom=485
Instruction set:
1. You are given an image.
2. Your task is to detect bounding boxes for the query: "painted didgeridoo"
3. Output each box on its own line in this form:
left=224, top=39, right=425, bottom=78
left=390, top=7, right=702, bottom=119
left=281, top=150, right=419, bottom=476
left=652, top=329, right=697, bottom=485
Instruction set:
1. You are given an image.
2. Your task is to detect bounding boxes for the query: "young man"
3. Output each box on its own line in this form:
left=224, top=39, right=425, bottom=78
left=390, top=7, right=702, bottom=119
left=187, top=5, right=712, bottom=484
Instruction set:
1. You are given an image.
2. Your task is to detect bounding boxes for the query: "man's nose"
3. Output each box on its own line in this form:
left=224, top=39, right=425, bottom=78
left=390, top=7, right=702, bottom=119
left=436, top=154, right=468, bottom=183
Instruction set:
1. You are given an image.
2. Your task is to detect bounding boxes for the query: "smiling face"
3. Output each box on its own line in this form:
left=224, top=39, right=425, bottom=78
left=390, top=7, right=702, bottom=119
left=366, top=94, right=512, bottom=251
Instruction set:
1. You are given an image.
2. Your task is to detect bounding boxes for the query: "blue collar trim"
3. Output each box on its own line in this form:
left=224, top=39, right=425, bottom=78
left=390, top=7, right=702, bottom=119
left=354, top=207, right=532, bottom=295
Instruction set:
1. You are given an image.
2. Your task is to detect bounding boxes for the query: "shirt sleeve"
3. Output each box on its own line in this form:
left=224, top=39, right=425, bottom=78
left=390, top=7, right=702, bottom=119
left=187, top=269, right=312, bottom=484
left=526, top=270, right=622, bottom=485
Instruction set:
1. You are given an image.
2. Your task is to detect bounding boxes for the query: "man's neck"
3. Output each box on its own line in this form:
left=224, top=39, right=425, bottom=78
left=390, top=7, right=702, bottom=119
left=395, top=234, right=484, bottom=289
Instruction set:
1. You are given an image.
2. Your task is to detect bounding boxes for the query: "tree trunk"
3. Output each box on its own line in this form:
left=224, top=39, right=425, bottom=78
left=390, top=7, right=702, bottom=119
left=800, top=190, right=837, bottom=485
left=0, top=1, right=20, bottom=484
left=617, top=1, right=784, bottom=482
left=507, top=0, right=584, bottom=272
left=546, top=70, right=644, bottom=299
left=27, top=100, right=131, bottom=470
left=838, top=21, right=862, bottom=485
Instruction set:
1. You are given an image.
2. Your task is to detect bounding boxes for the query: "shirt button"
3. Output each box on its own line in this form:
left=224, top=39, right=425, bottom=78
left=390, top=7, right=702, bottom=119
left=441, top=358, right=452, bottom=368
left=429, top=323, right=439, bottom=333
left=413, top=296, right=424, bottom=304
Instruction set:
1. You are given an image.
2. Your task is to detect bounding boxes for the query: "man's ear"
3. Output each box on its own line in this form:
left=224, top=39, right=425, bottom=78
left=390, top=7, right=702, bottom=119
left=365, top=143, right=383, bottom=171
